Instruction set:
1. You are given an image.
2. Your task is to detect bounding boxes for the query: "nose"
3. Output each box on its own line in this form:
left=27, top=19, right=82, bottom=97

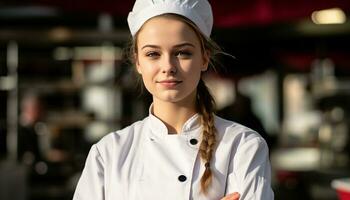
left=160, top=54, right=177, bottom=74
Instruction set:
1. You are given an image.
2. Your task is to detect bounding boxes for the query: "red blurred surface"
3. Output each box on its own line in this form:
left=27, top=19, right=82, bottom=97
left=16, top=0, right=350, bottom=27
left=336, top=189, right=350, bottom=200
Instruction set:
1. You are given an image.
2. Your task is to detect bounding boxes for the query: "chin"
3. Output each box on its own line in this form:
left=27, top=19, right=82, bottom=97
left=160, top=93, right=195, bottom=104
left=152, top=88, right=196, bottom=104
left=161, top=96, right=184, bottom=103
left=153, top=93, right=183, bottom=103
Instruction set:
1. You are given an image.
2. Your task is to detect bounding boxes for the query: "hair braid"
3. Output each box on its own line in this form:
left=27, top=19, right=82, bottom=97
left=196, top=79, right=217, bottom=194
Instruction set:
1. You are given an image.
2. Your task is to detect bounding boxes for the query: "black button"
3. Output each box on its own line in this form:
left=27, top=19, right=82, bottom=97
left=190, top=138, right=198, bottom=145
left=178, top=175, right=187, bottom=182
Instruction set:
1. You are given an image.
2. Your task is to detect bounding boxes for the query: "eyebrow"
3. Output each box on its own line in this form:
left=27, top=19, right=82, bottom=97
left=141, top=42, right=195, bottom=50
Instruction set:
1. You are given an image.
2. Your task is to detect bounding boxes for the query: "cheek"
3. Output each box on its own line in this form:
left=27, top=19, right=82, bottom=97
left=137, top=57, right=151, bottom=74
left=142, top=64, right=157, bottom=77
left=138, top=62, right=158, bottom=84
left=182, top=62, right=202, bottom=88
left=184, top=59, right=203, bottom=75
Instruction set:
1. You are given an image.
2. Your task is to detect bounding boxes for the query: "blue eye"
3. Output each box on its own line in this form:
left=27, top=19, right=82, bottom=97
left=176, top=51, right=192, bottom=58
left=146, top=51, right=160, bottom=58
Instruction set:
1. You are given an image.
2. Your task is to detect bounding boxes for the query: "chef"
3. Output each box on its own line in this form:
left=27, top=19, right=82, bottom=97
left=73, top=0, right=274, bottom=199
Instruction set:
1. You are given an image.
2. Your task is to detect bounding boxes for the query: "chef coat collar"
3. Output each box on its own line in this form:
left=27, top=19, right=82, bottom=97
left=148, top=104, right=202, bottom=136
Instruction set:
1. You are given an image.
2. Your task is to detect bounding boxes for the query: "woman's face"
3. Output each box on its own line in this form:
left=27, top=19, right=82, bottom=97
left=135, top=16, right=209, bottom=105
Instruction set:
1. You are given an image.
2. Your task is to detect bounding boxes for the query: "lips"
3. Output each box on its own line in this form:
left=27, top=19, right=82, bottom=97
left=157, top=79, right=182, bottom=87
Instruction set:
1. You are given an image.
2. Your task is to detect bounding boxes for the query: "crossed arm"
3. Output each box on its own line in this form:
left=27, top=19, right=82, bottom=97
left=221, top=192, right=240, bottom=200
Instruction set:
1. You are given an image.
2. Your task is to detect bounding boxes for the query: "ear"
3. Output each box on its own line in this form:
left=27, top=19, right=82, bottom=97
left=201, top=50, right=210, bottom=72
left=134, top=53, right=142, bottom=75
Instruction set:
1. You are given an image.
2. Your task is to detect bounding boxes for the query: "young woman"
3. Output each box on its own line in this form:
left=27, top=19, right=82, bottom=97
left=73, top=0, right=274, bottom=199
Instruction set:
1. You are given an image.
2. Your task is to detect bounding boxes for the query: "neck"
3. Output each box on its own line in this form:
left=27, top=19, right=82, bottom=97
left=152, top=95, right=197, bottom=134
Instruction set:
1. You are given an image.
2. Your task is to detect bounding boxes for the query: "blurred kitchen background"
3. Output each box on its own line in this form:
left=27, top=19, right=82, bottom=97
left=0, top=0, right=350, bottom=199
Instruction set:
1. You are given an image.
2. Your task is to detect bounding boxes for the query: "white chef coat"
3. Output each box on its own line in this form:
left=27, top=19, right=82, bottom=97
left=73, top=109, right=274, bottom=200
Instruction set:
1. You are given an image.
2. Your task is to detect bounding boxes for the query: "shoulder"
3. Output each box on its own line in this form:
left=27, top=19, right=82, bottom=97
left=214, top=115, right=268, bottom=151
left=93, top=117, right=149, bottom=160
left=214, top=114, right=260, bottom=139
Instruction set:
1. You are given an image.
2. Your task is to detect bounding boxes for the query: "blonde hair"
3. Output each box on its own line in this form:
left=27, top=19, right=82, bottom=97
left=128, top=14, right=222, bottom=194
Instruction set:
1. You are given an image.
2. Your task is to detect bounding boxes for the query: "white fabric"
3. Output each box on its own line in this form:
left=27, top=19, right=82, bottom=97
left=73, top=109, right=274, bottom=200
left=127, top=0, right=213, bottom=37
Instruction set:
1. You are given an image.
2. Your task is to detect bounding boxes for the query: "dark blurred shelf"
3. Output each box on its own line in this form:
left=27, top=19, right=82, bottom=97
left=0, top=29, right=130, bottom=45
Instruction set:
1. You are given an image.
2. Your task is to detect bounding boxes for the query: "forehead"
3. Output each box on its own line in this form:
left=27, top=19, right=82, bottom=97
left=136, top=16, right=201, bottom=48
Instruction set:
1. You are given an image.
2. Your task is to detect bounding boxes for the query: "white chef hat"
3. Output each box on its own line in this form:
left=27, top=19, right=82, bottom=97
left=127, top=0, right=213, bottom=37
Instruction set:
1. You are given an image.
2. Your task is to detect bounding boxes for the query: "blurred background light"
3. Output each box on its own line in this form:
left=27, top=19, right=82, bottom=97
left=49, top=27, right=72, bottom=42
left=53, top=47, right=73, bottom=61
left=311, top=8, right=346, bottom=24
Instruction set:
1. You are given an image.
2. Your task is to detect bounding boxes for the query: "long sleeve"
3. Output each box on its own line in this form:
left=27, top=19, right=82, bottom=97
left=225, top=135, right=274, bottom=200
left=73, top=145, right=105, bottom=200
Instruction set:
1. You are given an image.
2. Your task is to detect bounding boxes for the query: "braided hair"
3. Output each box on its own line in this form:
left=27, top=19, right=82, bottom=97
left=196, top=78, right=217, bottom=194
